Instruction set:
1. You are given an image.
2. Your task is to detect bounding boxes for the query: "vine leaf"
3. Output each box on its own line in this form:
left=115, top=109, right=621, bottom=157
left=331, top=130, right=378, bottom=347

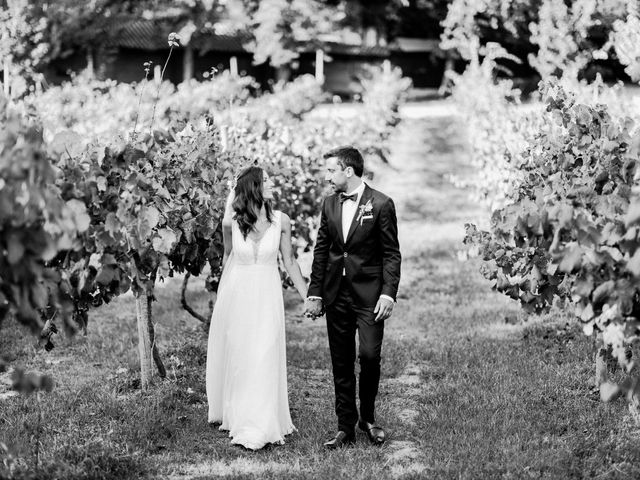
left=152, top=228, right=179, bottom=254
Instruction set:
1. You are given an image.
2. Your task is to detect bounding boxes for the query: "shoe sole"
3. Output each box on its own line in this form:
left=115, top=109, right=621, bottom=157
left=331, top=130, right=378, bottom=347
left=324, top=439, right=355, bottom=449
left=357, top=424, right=385, bottom=445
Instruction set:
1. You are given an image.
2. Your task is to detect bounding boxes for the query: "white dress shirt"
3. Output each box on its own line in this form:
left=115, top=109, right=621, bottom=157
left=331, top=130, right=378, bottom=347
left=341, top=181, right=365, bottom=242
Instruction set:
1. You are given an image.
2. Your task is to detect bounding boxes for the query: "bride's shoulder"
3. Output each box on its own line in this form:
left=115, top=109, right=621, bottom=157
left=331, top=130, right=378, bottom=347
left=277, top=211, right=290, bottom=229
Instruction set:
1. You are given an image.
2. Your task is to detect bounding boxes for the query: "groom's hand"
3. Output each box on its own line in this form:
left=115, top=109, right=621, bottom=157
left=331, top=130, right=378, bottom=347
left=374, top=297, right=394, bottom=322
left=304, top=298, right=324, bottom=320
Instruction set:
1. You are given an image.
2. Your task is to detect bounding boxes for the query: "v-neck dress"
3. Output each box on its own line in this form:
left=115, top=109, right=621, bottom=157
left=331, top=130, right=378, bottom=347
left=205, top=211, right=296, bottom=450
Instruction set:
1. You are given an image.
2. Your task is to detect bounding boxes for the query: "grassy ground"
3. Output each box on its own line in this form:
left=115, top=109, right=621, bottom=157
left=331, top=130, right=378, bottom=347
left=3, top=102, right=640, bottom=479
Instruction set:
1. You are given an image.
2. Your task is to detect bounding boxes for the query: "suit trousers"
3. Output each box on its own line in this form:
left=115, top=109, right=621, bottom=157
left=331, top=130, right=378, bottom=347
left=325, top=277, right=384, bottom=434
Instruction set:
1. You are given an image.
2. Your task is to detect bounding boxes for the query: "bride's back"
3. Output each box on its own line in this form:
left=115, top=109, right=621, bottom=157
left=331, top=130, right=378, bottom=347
left=232, top=211, right=281, bottom=266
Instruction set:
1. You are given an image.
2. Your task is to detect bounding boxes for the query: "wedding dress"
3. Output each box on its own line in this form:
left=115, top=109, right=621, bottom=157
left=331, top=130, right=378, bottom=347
left=206, top=208, right=295, bottom=450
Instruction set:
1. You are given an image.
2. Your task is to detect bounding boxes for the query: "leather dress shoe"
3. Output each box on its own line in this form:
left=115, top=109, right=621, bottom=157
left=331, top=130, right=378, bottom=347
left=323, top=430, right=355, bottom=449
left=358, top=420, right=385, bottom=445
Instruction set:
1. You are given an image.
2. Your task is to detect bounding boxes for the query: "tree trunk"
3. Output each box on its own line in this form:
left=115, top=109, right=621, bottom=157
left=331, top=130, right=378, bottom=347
left=315, top=49, right=324, bottom=84
left=363, top=26, right=379, bottom=47
left=230, top=56, right=238, bottom=77
left=85, top=47, right=95, bottom=79
left=275, top=66, right=291, bottom=83
left=438, top=56, right=455, bottom=97
left=180, top=272, right=213, bottom=325
left=150, top=323, right=166, bottom=379
left=595, top=345, right=608, bottom=388
left=183, top=44, right=194, bottom=82
left=135, top=291, right=154, bottom=389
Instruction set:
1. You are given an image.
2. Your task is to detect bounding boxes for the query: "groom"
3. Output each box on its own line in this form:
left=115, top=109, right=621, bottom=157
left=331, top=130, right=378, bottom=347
left=305, top=146, right=401, bottom=449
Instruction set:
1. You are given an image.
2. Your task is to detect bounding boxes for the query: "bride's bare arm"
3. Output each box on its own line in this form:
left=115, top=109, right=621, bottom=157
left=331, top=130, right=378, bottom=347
left=221, top=189, right=234, bottom=272
left=221, top=220, right=233, bottom=271
left=279, top=212, right=308, bottom=300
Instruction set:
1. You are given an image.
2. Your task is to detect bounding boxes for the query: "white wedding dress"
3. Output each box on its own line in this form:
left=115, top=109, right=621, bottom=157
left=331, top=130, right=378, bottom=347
left=206, top=209, right=296, bottom=450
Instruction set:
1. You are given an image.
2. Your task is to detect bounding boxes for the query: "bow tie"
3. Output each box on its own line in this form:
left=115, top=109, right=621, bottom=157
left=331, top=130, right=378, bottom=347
left=339, top=193, right=358, bottom=204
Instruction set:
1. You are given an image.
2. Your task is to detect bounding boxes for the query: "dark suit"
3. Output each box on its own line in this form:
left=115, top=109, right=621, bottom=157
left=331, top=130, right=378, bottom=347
left=308, top=183, right=401, bottom=434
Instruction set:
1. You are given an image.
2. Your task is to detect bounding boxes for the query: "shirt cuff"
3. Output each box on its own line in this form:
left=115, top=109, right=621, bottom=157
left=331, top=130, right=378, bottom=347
left=307, top=296, right=323, bottom=301
left=379, top=294, right=395, bottom=303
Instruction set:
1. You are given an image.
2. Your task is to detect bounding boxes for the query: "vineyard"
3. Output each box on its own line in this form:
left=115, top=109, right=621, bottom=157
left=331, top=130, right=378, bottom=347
left=0, top=34, right=420, bottom=478
left=455, top=6, right=640, bottom=406
left=5, top=0, right=640, bottom=477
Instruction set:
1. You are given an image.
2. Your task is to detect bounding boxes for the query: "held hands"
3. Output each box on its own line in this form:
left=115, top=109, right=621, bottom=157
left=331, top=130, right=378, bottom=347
left=304, top=298, right=325, bottom=320
left=374, top=297, right=394, bottom=322
left=303, top=297, right=393, bottom=321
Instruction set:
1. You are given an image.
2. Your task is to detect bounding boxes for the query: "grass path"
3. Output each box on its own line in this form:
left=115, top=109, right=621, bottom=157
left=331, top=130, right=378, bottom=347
left=3, top=102, right=640, bottom=479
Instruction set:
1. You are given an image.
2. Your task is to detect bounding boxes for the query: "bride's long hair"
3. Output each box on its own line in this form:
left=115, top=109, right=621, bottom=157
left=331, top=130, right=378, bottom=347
left=232, top=166, right=273, bottom=239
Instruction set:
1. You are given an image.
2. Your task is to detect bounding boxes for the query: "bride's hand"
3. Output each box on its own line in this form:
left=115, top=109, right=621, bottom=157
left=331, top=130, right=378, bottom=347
left=304, top=298, right=324, bottom=320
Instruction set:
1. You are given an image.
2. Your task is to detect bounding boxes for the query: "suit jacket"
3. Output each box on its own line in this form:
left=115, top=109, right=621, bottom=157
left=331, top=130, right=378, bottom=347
left=308, top=183, right=401, bottom=307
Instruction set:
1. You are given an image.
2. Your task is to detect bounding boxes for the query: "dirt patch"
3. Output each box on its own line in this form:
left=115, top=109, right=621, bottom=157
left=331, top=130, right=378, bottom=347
left=0, top=369, right=16, bottom=401
left=385, top=440, right=428, bottom=478
left=398, top=408, right=419, bottom=424
left=385, top=363, right=425, bottom=424
left=478, top=322, right=525, bottom=341
left=168, top=458, right=298, bottom=478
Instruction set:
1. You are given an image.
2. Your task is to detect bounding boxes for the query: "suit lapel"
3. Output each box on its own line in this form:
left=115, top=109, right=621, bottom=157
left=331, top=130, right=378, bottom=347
left=337, top=195, right=345, bottom=245
left=329, top=195, right=345, bottom=245
left=345, top=184, right=373, bottom=245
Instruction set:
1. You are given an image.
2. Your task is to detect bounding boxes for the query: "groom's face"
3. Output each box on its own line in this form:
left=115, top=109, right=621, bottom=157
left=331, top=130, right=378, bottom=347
left=324, top=156, right=349, bottom=193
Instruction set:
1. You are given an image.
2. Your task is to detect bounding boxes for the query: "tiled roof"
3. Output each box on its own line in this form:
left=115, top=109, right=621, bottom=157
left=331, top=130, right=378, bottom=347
left=389, top=37, right=441, bottom=53
left=195, top=29, right=252, bottom=53
left=109, top=20, right=251, bottom=52
left=316, top=42, right=390, bottom=57
left=109, top=20, right=439, bottom=56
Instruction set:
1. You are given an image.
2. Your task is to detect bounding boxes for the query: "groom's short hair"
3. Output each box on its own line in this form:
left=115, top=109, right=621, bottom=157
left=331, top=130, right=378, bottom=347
left=324, top=146, right=364, bottom=177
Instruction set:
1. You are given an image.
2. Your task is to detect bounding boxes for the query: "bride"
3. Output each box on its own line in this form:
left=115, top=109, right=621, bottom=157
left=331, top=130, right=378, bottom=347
left=206, top=165, right=308, bottom=450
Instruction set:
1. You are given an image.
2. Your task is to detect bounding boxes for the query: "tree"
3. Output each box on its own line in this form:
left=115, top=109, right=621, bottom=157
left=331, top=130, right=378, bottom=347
left=52, top=122, right=230, bottom=389
left=223, top=0, right=344, bottom=78
left=441, top=0, right=633, bottom=85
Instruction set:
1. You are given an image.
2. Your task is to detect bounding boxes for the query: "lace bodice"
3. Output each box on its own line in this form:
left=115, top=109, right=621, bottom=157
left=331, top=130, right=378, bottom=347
left=232, top=211, right=281, bottom=266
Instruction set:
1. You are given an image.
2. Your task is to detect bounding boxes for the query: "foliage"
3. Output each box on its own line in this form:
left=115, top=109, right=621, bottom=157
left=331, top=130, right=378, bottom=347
left=525, top=0, right=629, bottom=81
left=25, top=72, right=169, bottom=144
left=448, top=35, right=634, bottom=211
left=440, top=0, right=631, bottom=80
left=440, top=0, right=542, bottom=61
left=0, top=95, right=90, bottom=332
left=611, top=11, right=640, bottom=82
left=250, top=0, right=342, bottom=67
left=466, top=80, right=640, bottom=374
left=449, top=42, right=538, bottom=211
left=0, top=0, right=146, bottom=93
left=49, top=122, right=230, bottom=333
left=359, top=64, right=412, bottom=129
left=0, top=0, right=229, bottom=95
left=0, top=0, right=50, bottom=94
left=21, top=63, right=407, bottom=262
left=528, top=0, right=590, bottom=80
left=25, top=70, right=257, bottom=143
left=239, top=74, right=327, bottom=121
left=165, top=71, right=259, bottom=121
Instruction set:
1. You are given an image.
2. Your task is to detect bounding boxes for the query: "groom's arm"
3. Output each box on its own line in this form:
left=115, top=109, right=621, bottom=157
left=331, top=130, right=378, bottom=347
left=379, top=197, right=401, bottom=300
left=307, top=198, right=330, bottom=299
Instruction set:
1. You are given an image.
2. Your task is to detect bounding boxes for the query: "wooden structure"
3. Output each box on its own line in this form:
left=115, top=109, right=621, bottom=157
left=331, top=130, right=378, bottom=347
left=50, top=20, right=444, bottom=95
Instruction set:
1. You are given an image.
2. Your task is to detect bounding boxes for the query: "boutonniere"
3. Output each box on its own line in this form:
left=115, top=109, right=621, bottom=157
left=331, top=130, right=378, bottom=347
left=356, top=199, right=374, bottom=226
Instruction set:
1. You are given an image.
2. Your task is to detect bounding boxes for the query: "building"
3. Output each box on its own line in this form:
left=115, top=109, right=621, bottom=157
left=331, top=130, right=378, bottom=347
left=77, top=19, right=444, bottom=96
